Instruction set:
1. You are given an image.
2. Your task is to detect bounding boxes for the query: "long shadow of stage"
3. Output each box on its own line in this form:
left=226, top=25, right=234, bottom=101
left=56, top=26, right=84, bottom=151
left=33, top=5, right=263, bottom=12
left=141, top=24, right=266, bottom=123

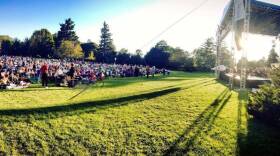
left=163, top=88, right=232, bottom=155
left=0, top=79, right=215, bottom=123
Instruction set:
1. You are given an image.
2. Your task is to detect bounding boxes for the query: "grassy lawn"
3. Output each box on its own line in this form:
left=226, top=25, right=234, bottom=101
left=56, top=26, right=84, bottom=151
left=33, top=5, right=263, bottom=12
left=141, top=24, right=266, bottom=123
left=0, top=72, right=279, bottom=155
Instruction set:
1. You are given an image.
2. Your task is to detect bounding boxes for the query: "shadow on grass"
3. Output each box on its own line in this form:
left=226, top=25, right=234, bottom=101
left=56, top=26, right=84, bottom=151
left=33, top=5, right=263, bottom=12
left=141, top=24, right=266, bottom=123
left=164, top=87, right=232, bottom=155
left=237, top=91, right=280, bottom=156
left=164, top=88, right=231, bottom=155
left=0, top=79, right=216, bottom=123
left=0, top=87, right=180, bottom=118
left=101, top=76, right=193, bottom=89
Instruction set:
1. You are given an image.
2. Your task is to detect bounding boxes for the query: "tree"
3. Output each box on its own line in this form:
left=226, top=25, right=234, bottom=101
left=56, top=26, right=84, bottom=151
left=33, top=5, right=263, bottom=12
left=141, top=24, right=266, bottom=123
left=145, top=41, right=170, bottom=68
left=193, top=38, right=216, bottom=71
left=81, top=41, right=98, bottom=58
left=0, top=40, right=13, bottom=55
left=99, top=22, right=116, bottom=63
left=168, top=47, right=193, bottom=71
left=220, top=43, right=232, bottom=67
left=267, top=48, right=279, bottom=66
left=135, top=49, right=143, bottom=57
left=57, top=40, right=83, bottom=58
left=0, top=35, right=12, bottom=42
left=130, top=49, right=144, bottom=65
left=30, top=29, right=55, bottom=57
left=21, top=38, right=31, bottom=56
left=116, top=48, right=131, bottom=64
left=56, top=18, right=79, bottom=47
left=10, top=39, right=22, bottom=56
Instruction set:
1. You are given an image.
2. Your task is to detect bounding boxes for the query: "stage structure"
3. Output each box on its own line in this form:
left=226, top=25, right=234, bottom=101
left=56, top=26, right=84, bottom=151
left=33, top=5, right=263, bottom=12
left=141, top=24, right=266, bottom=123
left=216, top=0, right=280, bottom=89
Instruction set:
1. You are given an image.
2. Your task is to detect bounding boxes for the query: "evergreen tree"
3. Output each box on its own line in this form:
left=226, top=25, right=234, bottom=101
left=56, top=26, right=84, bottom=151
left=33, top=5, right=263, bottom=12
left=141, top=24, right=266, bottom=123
left=56, top=18, right=79, bottom=47
left=193, top=38, right=216, bottom=71
left=267, top=48, right=279, bottom=66
left=99, top=22, right=116, bottom=63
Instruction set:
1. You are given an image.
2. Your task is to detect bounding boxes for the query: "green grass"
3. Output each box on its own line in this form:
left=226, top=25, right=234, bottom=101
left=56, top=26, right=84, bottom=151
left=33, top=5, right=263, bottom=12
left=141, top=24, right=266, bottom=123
left=0, top=71, right=279, bottom=155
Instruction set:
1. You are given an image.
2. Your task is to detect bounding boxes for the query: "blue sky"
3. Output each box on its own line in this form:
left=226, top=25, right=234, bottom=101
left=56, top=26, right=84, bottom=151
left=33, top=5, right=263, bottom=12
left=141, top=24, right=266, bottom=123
left=1, top=0, right=280, bottom=60
left=0, top=0, right=150, bottom=39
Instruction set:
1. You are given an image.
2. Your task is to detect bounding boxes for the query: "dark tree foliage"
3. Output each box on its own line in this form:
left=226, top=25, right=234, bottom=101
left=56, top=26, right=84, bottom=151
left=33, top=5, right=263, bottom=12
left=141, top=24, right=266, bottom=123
left=168, top=47, right=194, bottom=71
left=99, top=22, right=116, bottom=63
left=130, top=54, right=144, bottom=65
left=10, top=39, right=21, bottom=56
left=0, top=40, right=13, bottom=55
left=248, top=67, right=280, bottom=127
left=193, top=38, right=216, bottom=71
left=30, top=29, right=55, bottom=58
left=21, top=38, right=31, bottom=56
left=116, top=49, right=130, bottom=64
left=81, top=41, right=98, bottom=58
left=145, top=47, right=170, bottom=68
left=56, top=18, right=79, bottom=48
left=220, top=43, right=232, bottom=67
left=267, top=48, right=279, bottom=66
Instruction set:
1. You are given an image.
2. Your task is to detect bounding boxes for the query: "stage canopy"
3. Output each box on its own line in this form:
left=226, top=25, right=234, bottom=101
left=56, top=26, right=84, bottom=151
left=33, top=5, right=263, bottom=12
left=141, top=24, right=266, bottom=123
left=219, top=0, right=280, bottom=41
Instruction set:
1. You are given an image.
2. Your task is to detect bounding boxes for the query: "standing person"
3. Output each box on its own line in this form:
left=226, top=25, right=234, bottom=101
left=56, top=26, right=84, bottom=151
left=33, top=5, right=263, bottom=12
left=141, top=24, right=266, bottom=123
left=146, top=65, right=150, bottom=78
left=162, top=68, right=166, bottom=76
left=40, top=63, right=48, bottom=88
left=152, top=66, right=156, bottom=77
left=134, top=66, right=140, bottom=77
left=67, top=63, right=75, bottom=88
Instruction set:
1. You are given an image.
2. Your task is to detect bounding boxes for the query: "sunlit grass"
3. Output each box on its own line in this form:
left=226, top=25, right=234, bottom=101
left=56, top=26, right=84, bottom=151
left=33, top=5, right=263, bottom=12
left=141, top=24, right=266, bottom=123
left=0, top=71, right=278, bottom=155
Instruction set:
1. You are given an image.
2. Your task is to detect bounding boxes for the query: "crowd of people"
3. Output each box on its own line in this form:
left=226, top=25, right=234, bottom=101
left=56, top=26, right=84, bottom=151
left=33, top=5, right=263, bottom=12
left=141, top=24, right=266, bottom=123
left=0, top=56, right=169, bottom=89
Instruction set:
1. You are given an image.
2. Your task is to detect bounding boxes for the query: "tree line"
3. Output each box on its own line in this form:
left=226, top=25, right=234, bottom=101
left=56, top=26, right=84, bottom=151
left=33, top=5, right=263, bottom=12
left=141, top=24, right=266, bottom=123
left=1, top=18, right=278, bottom=71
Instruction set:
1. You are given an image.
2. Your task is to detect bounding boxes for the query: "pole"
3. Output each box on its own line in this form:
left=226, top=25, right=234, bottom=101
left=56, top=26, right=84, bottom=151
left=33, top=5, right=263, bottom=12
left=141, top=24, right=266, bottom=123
left=240, top=0, right=250, bottom=89
left=216, top=29, right=222, bottom=79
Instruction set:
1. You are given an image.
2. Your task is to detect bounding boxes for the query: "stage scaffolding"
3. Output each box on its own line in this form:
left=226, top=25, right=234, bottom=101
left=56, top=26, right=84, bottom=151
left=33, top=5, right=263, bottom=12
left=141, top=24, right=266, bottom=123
left=216, top=0, right=280, bottom=89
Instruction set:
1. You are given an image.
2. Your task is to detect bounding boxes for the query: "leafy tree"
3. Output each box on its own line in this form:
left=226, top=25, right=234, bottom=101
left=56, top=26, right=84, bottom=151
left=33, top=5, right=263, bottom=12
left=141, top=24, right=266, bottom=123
left=220, top=43, right=232, bottom=67
left=0, top=35, right=12, bottom=42
left=10, top=39, right=22, bottom=56
left=248, top=67, right=280, bottom=127
left=21, top=38, right=31, bottom=56
left=0, top=40, right=13, bottom=55
left=267, top=48, right=279, bottom=66
left=130, top=49, right=144, bottom=65
left=30, top=29, right=55, bottom=57
left=168, top=47, right=193, bottom=71
left=57, top=40, right=83, bottom=58
left=193, top=38, right=216, bottom=71
left=145, top=41, right=170, bottom=68
left=0, top=35, right=12, bottom=52
left=99, top=22, right=116, bottom=63
left=56, top=18, right=79, bottom=47
left=135, top=49, right=143, bottom=57
left=116, top=48, right=131, bottom=64
left=271, top=67, right=280, bottom=88
left=130, top=55, right=144, bottom=65
left=81, top=41, right=98, bottom=58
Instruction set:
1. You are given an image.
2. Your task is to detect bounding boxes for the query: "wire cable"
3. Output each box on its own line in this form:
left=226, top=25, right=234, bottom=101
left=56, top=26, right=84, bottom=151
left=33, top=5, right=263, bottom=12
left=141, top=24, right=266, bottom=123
left=140, top=0, right=210, bottom=50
